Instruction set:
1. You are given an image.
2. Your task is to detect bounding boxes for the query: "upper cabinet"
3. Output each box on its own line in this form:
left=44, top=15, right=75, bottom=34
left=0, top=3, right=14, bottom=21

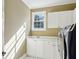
left=48, top=10, right=74, bottom=28
left=48, top=12, right=58, bottom=28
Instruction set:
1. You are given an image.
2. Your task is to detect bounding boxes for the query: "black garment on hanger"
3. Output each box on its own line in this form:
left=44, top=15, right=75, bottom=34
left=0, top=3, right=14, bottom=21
left=68, top=24, right=76, bottom=59
left=64, top=35, right=67, bottom=59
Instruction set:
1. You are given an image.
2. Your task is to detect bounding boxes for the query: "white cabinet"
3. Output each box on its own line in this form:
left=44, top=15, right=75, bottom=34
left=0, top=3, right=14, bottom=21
left=27, top=38, right=43, bottom=58
left=27, top=38, right=36, bottom=57
left=48, top=13, right=58, bottom=28
left=44, top=39, right=60, bottom=59
left=35, top=39, right=44, bottom=58
left=58, top=11, right=73, bottom=28
left=27, top=37, right=61, bottom=59
left=48, top=10, right=74, bottom=28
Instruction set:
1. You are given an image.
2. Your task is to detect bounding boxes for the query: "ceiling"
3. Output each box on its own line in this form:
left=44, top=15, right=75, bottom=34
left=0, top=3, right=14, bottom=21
left=22, top=0, right=75, bottom=9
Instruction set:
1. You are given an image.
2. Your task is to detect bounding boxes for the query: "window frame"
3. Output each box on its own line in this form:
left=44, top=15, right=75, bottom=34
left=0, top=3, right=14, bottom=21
left=32, top=11, right=46, bottom=31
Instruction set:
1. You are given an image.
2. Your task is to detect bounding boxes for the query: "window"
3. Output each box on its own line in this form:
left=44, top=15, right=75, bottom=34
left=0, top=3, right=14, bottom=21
left=32, top=11, right=46, bottom=31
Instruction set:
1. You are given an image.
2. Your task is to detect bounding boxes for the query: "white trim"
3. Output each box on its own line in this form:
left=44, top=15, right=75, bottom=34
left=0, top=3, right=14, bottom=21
left=22, top=0, right=75, bottom=9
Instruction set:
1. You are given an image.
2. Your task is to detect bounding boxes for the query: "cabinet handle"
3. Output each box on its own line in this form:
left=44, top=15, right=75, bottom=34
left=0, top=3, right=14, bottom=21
left=34, top=40, right=37, bottom=41
left=58, top=49, right=60, bottom=52
left=52, top=44, right=56, bottom=46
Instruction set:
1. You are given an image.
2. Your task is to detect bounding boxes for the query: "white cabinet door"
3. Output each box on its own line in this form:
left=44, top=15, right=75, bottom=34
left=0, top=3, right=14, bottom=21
left=27, top=38, right=61, bottom=59
left=44, top=40, right=60, bottom=59
left=27, top=38, right=43, bottom=58
left=35, top=39, right=44, bottom=58
left=27, top=38, right=37, bottom=57
left=58, top=11, right=73, bottom=28
left=48, top=10, right=74, bottom=28
left=48, top=12, right=58, bottom=28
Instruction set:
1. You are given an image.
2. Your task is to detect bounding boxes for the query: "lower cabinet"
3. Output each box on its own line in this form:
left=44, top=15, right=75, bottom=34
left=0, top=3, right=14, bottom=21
left=35, top=39, right=44, bottom=58
left=44, top=40, right=60, bottom=59
left=27, top=37, right=61, bottom=59
left=27, top=38, right=43, bottom=58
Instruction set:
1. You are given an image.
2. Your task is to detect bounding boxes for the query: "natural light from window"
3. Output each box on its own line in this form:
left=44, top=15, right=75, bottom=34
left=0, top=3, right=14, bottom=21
left=4, top=22, right=26, bottom=59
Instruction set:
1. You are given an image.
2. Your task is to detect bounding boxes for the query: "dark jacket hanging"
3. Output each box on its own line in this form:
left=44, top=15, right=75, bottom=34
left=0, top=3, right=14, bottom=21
left=68, top=24, right=76, bottom=59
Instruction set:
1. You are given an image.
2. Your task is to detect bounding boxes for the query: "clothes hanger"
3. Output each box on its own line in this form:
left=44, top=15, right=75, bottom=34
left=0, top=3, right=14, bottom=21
left=69, top=8, right=76, bottom=31
left=70, top=24, right=75, bottom=31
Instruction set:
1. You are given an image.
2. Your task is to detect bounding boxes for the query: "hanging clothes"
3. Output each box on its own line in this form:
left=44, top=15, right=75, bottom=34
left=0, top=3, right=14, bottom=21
left=64, top=35, right=67, bottom=59
left=58, top=24, right=76, bottom=59
left=63, top=25, right=71, bottom=59
left=58, top=25, right=71, bottom=59
left=68, top=24, right=76, bottom=59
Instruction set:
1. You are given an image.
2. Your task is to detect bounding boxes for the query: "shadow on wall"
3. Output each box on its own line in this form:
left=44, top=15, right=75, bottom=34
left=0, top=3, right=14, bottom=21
left=4, top=22, right=26, bottom=59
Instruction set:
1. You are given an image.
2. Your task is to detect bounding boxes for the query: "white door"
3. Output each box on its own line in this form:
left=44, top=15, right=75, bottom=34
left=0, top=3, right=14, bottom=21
left=44, top=39, right=60, bottom=59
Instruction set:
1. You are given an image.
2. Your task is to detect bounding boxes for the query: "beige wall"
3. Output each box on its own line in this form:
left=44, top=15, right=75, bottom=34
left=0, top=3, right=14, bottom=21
left=30, top=3, right=76, bottom=36
left=4, top=0, right=30, bottom=59
left=31, top=28, right=58, bottom=36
